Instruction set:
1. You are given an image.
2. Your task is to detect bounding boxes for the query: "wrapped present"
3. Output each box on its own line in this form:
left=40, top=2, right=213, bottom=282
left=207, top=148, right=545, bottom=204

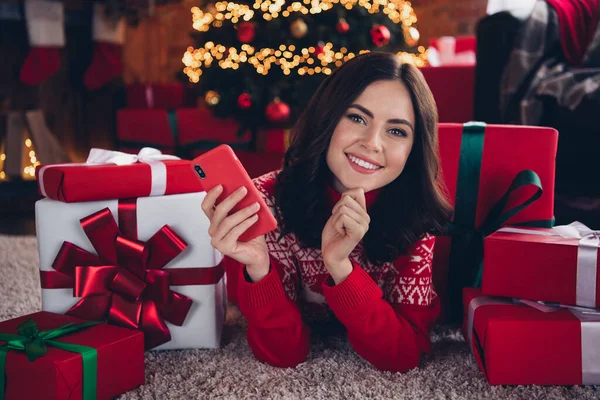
left=0, top=311, right=144, bottom=399
left=434, top=122, right=557, bottom=323
left=482, top=221, right=600, bottom=308
left=126, top=83, right=185, bottom=109
left=36, top=191, right=226, bottom=350
left=116, top=109, right=179, bottom=155
left=176, top=108, right=253, bottom=155
left=35, top=148, right=203, bottom=203
left=463, top=288, right=600, bottom=385
left=116, top=108, right=253, bottom=157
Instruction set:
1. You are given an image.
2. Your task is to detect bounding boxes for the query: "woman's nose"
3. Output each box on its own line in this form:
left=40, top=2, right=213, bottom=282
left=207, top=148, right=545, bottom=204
left=361, top=128, right=382, bottom=152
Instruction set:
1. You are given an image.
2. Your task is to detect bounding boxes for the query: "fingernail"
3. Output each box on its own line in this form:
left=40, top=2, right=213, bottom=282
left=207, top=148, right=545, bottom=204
left=253, top=202, right=260, bottom=209
left=239, top=186, right=247, bottom=193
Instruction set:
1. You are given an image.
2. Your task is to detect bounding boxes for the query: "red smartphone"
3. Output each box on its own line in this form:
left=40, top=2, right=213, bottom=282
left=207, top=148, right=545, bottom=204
left=191, top=144, right=277, bottom=242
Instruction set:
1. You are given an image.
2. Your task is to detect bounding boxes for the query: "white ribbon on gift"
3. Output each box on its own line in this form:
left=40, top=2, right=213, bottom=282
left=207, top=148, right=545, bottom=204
left=38, top=147, right=180, bottom=198
left=497, top=222, right=600, bottom=308
left=467, top=295, right=600, bottom=385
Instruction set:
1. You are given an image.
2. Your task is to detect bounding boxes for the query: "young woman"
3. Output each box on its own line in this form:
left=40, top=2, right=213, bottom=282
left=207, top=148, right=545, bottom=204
left=201, top=51, right=453, bottom=372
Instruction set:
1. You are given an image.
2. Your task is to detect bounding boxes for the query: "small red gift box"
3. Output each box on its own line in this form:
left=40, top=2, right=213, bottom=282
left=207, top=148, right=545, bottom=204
left=0, top=311, right=144, bottom=399
left=482, top=222, right=600, bottom=308
left=35, top=148, right=203, bottom=203
left=176, top=108, right=253, bottom=154
left=117, top=109, right=179, bottom=155
left=126, top=83, right=185, bottom=109
left=462, top=288, right=600, bottom=385
left=116, top=108, right=253, bottom=157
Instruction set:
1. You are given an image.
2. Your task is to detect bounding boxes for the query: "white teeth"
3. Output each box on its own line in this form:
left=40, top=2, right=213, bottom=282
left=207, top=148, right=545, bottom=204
left=348, top=154, right=380, bottom=170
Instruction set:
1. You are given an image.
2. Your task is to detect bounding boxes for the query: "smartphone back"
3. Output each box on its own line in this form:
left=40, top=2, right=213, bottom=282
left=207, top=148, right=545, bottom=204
left=192, top=145, right=277, bottom=242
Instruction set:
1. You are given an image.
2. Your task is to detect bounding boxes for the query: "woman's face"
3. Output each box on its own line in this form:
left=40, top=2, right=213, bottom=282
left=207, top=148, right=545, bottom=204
left=326, top=79, right=416, bottom=193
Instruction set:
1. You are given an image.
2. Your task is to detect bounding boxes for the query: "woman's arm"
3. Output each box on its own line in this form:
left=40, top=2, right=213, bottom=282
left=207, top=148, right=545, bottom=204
left=321, top=234, right=439, bottom=372
left=236, top=256, right=310, bottom=368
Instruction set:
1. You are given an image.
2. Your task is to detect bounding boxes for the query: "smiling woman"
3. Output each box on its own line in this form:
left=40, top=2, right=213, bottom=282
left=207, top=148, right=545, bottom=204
left=201, top=51, right=453, bottom=374
left=326, top=80, right=416, bottom=193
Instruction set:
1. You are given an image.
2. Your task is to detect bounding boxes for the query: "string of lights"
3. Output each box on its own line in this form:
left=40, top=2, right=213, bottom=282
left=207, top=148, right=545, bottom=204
left=183, top=43, right=427, bottom=83
left=191, top=0, right=417, bottom=31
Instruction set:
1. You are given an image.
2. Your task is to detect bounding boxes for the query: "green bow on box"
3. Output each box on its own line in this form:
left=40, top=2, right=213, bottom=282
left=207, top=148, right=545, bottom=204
left=0, top=318, right=100, bottom=400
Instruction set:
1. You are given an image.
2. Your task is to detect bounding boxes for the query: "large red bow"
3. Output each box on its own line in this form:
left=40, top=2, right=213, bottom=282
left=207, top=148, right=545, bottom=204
left=44, top=207, right=193, bottom=349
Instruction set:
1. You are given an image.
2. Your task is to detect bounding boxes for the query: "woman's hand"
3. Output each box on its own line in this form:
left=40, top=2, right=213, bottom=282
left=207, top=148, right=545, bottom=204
left=201, top=185, right=270, bottom=282
left=321, top=188, right=370, bottom=284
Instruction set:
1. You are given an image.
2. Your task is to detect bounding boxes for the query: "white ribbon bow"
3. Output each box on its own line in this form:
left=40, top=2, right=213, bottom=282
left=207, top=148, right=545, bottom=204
left=86, top=147, right=180, bottom=165
left=498, top=222, right=600, bottom=308
left=39, top=147, right=180, bottom=198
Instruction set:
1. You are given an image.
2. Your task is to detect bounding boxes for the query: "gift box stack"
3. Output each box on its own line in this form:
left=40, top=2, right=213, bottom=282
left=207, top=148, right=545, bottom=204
left=1, top=147, right=227, bottom=399
left=463, top=221, right=600, bottom=385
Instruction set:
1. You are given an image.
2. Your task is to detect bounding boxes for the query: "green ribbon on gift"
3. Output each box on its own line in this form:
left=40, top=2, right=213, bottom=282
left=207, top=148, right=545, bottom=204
left=443, top=121, right=555, bottom=322
left=0, top=318, right=100, bottom=400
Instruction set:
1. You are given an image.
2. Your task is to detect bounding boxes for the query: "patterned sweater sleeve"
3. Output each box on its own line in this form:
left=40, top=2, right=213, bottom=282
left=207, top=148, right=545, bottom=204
left=236, top=172, right=311, bottom=368
left=321, top=234, right=440, bottom=372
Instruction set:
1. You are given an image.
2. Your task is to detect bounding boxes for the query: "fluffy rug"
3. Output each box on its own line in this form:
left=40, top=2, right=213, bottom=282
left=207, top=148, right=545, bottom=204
left=1, top=234, right=598, bottom=399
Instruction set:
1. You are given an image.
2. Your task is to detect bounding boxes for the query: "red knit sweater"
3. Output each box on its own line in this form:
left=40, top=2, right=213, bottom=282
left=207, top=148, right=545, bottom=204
left=234, top=171, right=440, bottom=372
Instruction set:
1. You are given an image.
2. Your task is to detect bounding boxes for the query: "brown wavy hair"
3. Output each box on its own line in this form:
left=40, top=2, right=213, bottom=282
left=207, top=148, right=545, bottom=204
left=275, top=52, right=453, bottom=265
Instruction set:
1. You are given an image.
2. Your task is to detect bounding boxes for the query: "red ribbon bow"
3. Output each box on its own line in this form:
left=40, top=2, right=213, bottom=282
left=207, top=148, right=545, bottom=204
left=43, top=207, right=193, bottom=349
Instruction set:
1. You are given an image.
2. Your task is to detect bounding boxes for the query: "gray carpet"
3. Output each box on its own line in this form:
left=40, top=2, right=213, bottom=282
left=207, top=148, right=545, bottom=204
left=1, top=234, right=597, bottom=400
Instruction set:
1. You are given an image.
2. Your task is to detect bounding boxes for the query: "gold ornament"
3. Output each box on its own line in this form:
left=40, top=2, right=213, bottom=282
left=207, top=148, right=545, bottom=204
left=403, top=26, right=420, bottom=48
left=290, top=19, right=308, bottom=39
left=205, top=90, right=220, bottom=106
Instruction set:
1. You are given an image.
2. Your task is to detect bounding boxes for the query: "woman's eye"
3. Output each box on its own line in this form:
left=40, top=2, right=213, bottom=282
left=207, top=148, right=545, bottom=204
left=389, top=128, right=407, bottom=137
left=347, top=114, right=365, bottom=124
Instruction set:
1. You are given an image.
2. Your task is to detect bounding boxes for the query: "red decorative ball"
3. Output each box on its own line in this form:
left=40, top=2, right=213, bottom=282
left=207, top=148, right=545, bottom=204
left=237, top=93, right=252, bottom=109
left=237, top=22, right=255, bottom=43
left=314, top=41, right=325, bottom=56
left=265, top=99, right=290, bottom=123
left=370, top=24, right=390, bottom=47
left=336, top=18, right=350, bottom=34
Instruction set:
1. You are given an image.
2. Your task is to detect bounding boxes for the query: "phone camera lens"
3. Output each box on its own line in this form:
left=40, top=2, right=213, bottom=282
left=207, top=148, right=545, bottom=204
left=194, top=164, right=206, bottom=179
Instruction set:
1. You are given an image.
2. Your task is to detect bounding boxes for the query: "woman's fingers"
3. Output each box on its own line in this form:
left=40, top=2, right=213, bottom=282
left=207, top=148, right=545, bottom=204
left=208, top=186, right=248, bottom=236
left=220, top=214, right=259, bottom=247
left=201, top=184, right=223, bottom=220
left=332, top=195, right=370, bottom=225
left=332, top=205, right=369, bottom=238
left=213, top=202, right=260, bottom=242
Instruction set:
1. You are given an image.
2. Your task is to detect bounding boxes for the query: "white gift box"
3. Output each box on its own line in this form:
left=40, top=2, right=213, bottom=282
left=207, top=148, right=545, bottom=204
left=36, top=192, right=226, bottom=350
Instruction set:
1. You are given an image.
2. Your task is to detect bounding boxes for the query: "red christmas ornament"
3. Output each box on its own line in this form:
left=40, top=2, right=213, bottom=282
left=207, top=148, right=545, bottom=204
left=336, top=18, right=350, bottom=34
left=314, top=41, right=325, bottom=56
left=237, top=93, right=252, bottom=109
left=370, top=24, right=390, bottom=47
left=265, top=98, right=290, bottom=123
left=237, top=22, right=255, bottom=43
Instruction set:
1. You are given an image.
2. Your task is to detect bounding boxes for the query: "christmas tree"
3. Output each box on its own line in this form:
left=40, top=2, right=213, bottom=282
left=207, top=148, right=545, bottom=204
left=181, top=0, right=425, bottom=139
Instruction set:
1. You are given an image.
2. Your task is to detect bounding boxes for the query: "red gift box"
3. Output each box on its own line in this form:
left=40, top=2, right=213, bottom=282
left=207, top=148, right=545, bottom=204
left=482, top=223, right=600, bottom=308
left=126, top=83, right=185, bottom=109
left=434, top=123, right=557, bottom=323
left=117, top=109, right=178, bottom=155
left=0, top=311, right=144, bottom=399
left=176, top=108, right=253, bottom=153
left=35, top=149, right=203, bottom=203
left=462, top=288, right=600, bottom=385
left=116, top=108, right=253, bottom=157
left=420, top=65, right=474, bottom=123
